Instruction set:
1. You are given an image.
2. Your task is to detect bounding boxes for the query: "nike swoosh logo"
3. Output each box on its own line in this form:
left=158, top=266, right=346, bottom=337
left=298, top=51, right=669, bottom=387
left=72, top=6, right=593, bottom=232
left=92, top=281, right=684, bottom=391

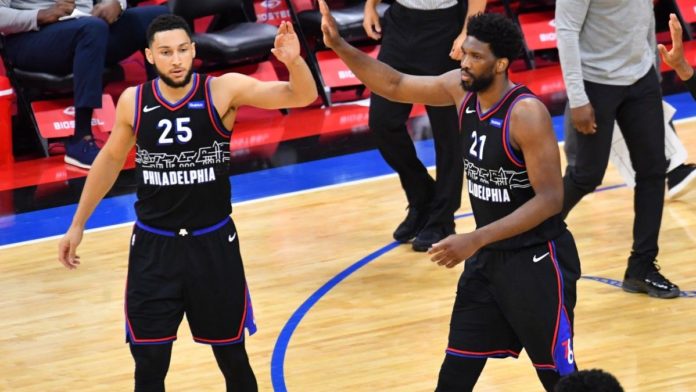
left=143, top=105, right=161, bottom=113
left=229, top=232, right=237, bottom=243
left=465, top=107, right=476, bottom=114
left=533, top=252, right=550, bottom=263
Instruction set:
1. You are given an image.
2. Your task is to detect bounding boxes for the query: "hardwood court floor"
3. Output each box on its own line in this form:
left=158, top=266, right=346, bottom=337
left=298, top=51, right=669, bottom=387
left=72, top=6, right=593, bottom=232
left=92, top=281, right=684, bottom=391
left=2, top=123, right=696, bottom=391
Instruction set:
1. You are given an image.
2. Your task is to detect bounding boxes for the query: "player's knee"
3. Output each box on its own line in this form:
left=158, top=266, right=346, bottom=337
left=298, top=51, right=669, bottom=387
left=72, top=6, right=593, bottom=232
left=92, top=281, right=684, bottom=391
left=71, top=17, right=109, bottom=53
left=634, top=161, right=667, bottom=182
left=130, top=344, right=172, bottom=383
left=566, top=169, right=604, bottom=193
left=212, top=343, right=251, bottom=374
left=435, top=354, right=485, bottom=392
left=78, top=17, right=109, bottom=37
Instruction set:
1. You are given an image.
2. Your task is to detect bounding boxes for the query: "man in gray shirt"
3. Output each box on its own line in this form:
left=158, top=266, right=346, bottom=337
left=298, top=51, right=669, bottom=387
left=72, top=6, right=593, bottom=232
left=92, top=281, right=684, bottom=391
left=0, top=0, right=167, bottom=168
left=556, top=0, right=680, bottom=298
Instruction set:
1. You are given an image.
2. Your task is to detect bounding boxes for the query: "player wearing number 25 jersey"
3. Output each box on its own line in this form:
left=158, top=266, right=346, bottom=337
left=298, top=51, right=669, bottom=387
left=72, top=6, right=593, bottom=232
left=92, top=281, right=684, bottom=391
left=58, top=14, right=317, bottom=391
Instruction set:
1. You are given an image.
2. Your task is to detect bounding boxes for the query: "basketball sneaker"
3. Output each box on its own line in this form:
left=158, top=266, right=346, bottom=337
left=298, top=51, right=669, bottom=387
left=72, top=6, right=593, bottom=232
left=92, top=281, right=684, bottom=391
left=667, top=163, right=696, bottom=199
left=393, top=206, right=428, bottom=243
left=622, top=261, right=680, bottom=299
left=412, top=223, right=455, bottom=252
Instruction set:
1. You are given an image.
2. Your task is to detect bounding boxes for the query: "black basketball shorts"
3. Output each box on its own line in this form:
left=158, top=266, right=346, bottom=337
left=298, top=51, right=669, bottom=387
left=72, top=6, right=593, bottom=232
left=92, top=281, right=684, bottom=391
left=445, top=229, right=581, bottom=376
left=125, top=216, right=256, bottom=345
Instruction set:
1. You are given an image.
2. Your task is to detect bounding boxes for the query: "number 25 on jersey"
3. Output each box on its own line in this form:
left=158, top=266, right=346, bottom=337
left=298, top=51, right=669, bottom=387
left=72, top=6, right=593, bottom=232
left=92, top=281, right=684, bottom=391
left=158, top=117, right=192, bottom=145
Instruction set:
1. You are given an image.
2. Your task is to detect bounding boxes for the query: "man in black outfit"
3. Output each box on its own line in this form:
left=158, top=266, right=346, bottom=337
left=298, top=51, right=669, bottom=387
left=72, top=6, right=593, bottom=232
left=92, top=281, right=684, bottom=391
left=362, top=0, right=486, bottom=251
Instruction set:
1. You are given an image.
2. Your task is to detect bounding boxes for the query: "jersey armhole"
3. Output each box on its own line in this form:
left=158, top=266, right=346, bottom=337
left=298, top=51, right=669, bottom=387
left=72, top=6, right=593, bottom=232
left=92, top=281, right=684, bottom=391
left=502, top=94, right=538, bottom=168
left=458, top=92, right=474, bottom=127
left=205, top=76, right=232, bottom=139
left=133, top=85, right=143, bottom=137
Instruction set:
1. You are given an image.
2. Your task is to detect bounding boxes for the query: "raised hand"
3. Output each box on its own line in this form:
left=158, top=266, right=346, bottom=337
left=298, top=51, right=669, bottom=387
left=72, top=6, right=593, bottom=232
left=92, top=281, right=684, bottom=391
left=271, top=21, right=301, bottom=65
left=319, top=0, right=343, bottom=49
left=657, top=13, right=694, bottom=81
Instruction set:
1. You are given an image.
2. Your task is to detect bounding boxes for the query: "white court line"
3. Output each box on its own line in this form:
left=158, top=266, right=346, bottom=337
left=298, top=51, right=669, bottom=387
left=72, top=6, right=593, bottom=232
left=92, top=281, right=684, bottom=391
left=4, top=115, right=695, bottom=250
left=0, top=172, right=403, bottom=250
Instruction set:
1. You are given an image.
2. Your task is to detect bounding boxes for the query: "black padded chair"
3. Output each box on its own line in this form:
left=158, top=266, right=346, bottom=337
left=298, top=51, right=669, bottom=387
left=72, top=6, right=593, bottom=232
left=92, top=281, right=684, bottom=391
left=287, top=0, right=390, bottom=106
left=0, top=36, right=123, bottom=156
left=168, top=0, right=279, bottom=72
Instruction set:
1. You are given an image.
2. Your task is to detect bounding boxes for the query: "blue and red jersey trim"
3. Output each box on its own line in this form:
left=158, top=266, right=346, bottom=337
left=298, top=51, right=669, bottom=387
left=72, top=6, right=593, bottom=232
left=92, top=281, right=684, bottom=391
left=476, top=84, right=524, bottom=121
left=545, top=240, right=576, bottom=376
left=204, top=76, right=232, bottom=139
left=152, top=73, right=200, bottom=111
left=133, top=85, right=143, bottom=136
left=446, top=347, right=520, bottom=359
left=458, top=92, right=474, bottom=126
left=193, top=284, right=257, bottom=346
left=124, top=279, right=177, bottom=345
left=501, top=93, right=538, bottom=168
left=134, top=216, right=231, bottom=237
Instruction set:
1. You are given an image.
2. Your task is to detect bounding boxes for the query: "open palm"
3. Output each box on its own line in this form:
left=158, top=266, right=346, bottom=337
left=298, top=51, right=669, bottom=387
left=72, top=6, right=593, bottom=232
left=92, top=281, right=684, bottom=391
left=271, top=21, right=300, bottom=64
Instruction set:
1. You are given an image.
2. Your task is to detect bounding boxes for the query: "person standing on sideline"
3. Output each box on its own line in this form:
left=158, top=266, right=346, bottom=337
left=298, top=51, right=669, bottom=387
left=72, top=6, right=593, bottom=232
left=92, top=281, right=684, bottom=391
left=321, top=7, right=581, bottom=391
left=555, top=0, right=680, bottom=298
left=0, top=0, right=168, bottom=169
left=362, top=0, right=487, bottom=251
left=57, top=15, right=317, bottom=392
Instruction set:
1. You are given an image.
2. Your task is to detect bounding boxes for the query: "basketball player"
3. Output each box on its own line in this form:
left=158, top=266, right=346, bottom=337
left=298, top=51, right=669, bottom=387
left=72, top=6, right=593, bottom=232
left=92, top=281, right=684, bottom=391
left=320, top=6, right=580, bottom=391
left=57, top=15, right=317, bottom=392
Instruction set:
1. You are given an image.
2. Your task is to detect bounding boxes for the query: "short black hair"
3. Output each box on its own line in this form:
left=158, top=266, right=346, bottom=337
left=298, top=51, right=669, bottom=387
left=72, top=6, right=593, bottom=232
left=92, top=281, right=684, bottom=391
left=466, top=13, right=523, bottom=63
left=554, top=369, right=624, bottom=392
left=146, top=14, right=193, bottom=47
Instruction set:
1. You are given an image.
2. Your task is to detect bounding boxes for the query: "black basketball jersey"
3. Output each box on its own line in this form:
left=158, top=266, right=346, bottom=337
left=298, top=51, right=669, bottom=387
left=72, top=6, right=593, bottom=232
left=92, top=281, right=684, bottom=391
left=459, top=84, right=564, bottom=250
left=132, top=73, right=232, bottom=229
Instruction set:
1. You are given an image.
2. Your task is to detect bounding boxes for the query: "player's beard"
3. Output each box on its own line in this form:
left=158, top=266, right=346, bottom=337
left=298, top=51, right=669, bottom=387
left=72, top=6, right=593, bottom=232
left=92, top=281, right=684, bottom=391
left=156, top=65, right=194, bottom=88
left=460, top=68, right=495, bottom=92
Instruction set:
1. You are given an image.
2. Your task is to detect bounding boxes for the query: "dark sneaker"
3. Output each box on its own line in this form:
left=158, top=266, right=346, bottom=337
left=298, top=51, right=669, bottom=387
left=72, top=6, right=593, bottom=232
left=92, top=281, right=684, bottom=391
left=393, top=206, right=429, bottom=243
left=412, top=224, right=455, bottom=252
left=622, top=262, right=680, bottom=299
left=667, top=163, right=696, bottom=199
left=64, top=137, right=100, bottom=169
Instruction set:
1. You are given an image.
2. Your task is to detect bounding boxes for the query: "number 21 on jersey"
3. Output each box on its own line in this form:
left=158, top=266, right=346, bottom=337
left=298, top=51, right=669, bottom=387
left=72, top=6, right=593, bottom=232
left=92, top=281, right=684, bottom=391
left=157, top=117, right=192, bottom=145
left=469, top=131, right=486, bottom=160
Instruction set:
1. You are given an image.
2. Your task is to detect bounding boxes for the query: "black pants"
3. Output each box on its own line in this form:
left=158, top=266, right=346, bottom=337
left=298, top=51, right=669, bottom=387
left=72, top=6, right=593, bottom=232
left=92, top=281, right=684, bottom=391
left=3, top=6, right=168, bottom=109
left=562, top=68, right=666, bottom=277
left=369, top=3, right=463, bottom=229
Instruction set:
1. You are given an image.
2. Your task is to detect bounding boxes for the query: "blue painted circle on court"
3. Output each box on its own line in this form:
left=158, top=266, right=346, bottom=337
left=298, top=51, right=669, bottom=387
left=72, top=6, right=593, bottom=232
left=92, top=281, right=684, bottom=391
left=270, top=183, right=695, bottom=391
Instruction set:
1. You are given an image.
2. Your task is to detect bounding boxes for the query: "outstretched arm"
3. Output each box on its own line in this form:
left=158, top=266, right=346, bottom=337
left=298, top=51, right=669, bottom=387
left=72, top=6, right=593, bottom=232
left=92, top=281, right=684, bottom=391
left=58, top=88, right=137, bottom=269
left=217, top=21, right=317, bottom=110
left=429, top=99, right=563, bottom=267
left=320, top=0, right=462, bottom=107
